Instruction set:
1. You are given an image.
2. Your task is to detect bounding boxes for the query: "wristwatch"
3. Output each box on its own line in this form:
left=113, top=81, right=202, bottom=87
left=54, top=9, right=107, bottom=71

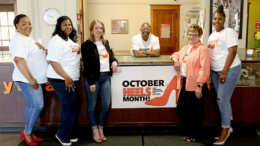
left=197, top=85, right=202, bottom=88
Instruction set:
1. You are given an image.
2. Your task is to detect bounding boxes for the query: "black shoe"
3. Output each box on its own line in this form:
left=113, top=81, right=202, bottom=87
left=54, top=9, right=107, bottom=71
left=55, top=134, right=72, bottom=146
left=70, top=136, right=78, bottom=142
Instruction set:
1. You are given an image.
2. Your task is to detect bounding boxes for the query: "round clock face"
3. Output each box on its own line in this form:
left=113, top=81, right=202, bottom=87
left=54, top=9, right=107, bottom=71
left=43, top=8, right=61, bottom=25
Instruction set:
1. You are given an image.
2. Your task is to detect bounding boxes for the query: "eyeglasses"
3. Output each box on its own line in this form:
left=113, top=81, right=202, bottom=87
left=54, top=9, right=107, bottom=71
left=141, top=28, right=151, bottom=31
left=188, top=34, right=198, bottom=38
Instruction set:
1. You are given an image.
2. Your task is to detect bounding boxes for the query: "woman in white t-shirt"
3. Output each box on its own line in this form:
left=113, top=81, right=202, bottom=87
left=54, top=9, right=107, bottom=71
left=9, top=14, right=48, bottom=145
left=81, top=19, right=118, bottom=143
left=208, top=5, right=241, bottom=145
left=47, top=16, right=80, bottom=146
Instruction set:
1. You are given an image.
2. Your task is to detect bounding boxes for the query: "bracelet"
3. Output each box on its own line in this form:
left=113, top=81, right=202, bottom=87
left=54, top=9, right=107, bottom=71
left=221, top=72, right=227, bottom=74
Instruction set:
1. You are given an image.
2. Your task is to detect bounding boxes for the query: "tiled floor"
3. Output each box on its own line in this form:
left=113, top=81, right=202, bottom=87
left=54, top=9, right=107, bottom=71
left=2, top=128, right=260, bottom=146
left=0, top=132, right=22, bottom=146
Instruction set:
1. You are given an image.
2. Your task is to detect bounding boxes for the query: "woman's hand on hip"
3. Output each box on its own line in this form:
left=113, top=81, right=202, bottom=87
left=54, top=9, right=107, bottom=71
left=65, top=76, right=75, bottom=92
left=219, top=73, right=227, bottom=84
left=195, top=87, right=202, bottom=98
left=111, top=61, right=118, bottom=72
left=90, top=84, right=96, bottom=92
left=28, top=78, right=39, bottom=90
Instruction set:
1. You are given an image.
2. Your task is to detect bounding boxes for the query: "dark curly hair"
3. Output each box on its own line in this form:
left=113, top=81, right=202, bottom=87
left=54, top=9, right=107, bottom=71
left=13, top=14, right=27, bottom=29
left=52, top=16, right=78, bottom=43
left=213, top=5, right=226, bottom=19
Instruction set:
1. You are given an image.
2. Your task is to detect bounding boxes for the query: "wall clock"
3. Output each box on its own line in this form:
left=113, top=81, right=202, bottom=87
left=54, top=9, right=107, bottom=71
left=43, top=8, right=61, bottom=25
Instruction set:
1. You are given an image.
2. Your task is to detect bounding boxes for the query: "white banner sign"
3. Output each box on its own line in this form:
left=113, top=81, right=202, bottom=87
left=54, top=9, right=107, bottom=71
left=111, top=66, right=178, bottom=109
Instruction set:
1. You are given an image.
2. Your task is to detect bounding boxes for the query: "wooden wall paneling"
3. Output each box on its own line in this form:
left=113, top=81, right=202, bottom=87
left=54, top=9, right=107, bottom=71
left=202, top=88, right=220, bottom=125
left=231, top=87, right=260, bottom=123
left=1, top=64, right=260, bottom=127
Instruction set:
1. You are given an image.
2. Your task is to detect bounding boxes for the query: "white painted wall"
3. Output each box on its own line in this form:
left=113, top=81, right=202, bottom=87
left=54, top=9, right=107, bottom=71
left=239, top=0, right=248, bottom=48
left=16, top=0, right=77, bottom=48
left=86, top=0, right=201, bottom=51
left=16, top=0, right=248, bottom=50
left=200, top=0, right=210, bottom=47
left=83, top=0, right=89, bottom=40
left=85, top=0, right=248, bottom=51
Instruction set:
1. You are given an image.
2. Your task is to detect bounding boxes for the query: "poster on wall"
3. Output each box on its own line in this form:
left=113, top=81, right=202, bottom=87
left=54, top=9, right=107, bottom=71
left=111, top=19, right=128, bottom=34
left=255, top=21, right=260, bottom=29
left=210, top=0, right=244, bottom=39
left=111, top=66, right=178, bottom=109
left=160, top=24, right=170, bottom=38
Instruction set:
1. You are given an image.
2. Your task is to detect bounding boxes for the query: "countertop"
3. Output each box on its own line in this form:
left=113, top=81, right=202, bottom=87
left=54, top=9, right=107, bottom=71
left=1, top=49, right=260, bottom=65
left=116, top=55, right=173, bottom=65
left=237, top=48, right=260, bottom=63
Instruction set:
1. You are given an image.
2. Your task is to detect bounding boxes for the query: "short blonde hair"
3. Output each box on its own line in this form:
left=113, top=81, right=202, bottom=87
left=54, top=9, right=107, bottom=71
left=187, top=24, right=203, bottom=36
left=89, top=19, right=106, bottom=45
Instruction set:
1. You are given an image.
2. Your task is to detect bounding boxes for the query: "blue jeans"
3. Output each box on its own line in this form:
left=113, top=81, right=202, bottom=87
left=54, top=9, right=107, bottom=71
left=50, top=81, right=79, bottom=141
left=211, top=64, right=241, bottom=128
left=83, top=72, right=111, bottom=129
left=14, top=82, right=44, bottom=134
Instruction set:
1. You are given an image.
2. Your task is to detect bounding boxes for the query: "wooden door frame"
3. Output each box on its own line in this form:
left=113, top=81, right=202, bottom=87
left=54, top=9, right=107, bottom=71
left=79, top=0, right=84, bottom=43
left=246, top=2, right=250, bottom=48
left=150, top=5, right=180, bottom=52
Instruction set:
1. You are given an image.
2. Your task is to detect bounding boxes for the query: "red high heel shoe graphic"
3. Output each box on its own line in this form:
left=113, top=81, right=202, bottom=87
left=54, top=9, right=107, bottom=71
left=145, top=75, right=179, bottom=106
left=208, top=37, right=220, bottom=49
left=151, top=47, right=154, bottom=52
left=103, top=51, right=109, bottom=58
left=99, top=50, right=109, bottom=58
left=20, top=131, right=38, bottom=145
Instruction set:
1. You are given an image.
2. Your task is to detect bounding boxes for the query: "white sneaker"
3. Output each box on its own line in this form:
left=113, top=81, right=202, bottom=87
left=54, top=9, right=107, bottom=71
left=55, top=134, right=72, bottom=146
left=70, top=137, right=78, bottom=142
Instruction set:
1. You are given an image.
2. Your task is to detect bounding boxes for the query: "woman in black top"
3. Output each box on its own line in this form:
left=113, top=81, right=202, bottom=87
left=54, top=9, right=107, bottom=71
left=81, top=19, right=118, bottom=143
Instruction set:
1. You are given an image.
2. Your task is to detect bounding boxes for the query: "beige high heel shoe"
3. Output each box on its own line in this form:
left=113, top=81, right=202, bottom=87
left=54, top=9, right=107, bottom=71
left=214, top=127, right=233, bottom=140
left=98, top=128, right=107, bottom=141
left=92, top=128, right=102, bottom=143
left=213, top=127, right=233, bottom=145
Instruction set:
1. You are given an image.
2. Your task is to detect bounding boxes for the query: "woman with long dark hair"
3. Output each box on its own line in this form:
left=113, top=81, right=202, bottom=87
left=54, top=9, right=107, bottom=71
left=47, top=16, right=80, bottom=146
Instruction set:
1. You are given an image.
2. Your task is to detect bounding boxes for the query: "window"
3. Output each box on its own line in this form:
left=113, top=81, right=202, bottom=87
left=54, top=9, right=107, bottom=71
left=0, top=4, right=15, bottom=46
left=0, top=11, right=15, bottom=46
left=0, top=4, right=15, bottom=58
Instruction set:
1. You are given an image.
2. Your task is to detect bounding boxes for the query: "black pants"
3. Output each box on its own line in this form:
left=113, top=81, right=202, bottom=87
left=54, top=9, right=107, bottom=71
left=177, top=77, right=208, bottom=139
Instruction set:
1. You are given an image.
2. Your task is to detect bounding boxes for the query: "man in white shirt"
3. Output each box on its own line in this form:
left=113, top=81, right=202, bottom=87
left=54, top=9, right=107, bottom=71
left=131, top=22, right=160, bottom=57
